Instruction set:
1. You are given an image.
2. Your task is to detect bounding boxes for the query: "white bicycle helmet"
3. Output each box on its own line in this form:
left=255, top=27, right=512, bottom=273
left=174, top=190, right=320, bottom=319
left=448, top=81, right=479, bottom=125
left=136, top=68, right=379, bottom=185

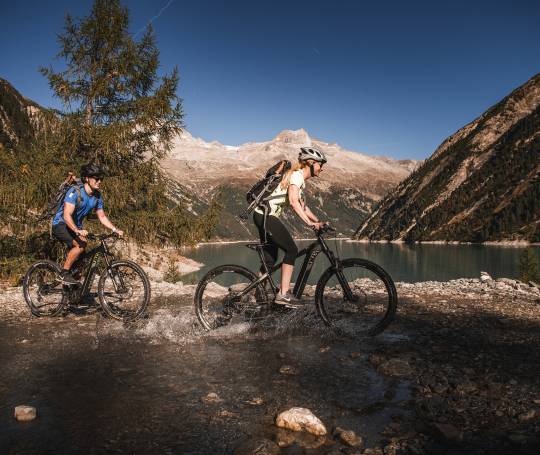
left=298, top=147, right=327, bottom=164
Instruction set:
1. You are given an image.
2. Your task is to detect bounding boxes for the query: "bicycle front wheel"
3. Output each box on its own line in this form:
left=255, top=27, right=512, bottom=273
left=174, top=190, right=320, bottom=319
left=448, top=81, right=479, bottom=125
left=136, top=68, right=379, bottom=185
left=22, top=260, right=67, bottom=317
left=98, top=260, right=150, bottom=321
left=194, top=265, right=268, bottom=331
left=315, top=258, right=397, bottom=336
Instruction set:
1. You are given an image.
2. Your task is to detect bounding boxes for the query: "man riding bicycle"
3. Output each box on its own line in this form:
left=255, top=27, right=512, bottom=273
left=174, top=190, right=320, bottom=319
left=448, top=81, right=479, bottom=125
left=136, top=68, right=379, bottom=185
left=253, top=146, right=327, bottom=306
left=51, top=163, right=123, bottom=285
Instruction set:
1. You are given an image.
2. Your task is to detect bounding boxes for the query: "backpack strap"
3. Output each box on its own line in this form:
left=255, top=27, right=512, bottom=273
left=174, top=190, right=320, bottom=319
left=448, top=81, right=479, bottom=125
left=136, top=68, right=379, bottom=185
left=49, top=185, right=83, bottom=240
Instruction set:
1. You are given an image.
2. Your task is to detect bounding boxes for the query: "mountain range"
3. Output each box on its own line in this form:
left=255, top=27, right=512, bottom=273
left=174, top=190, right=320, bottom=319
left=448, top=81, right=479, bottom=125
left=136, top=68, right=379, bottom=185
left=3, top=72, right=539, bottom=244
left=162, top=129, right=417, bottom=239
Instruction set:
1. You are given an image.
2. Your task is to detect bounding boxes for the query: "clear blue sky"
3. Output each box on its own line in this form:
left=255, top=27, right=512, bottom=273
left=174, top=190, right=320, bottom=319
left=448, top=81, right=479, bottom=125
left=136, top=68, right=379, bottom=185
left=1, top=0, right=539, bottom=159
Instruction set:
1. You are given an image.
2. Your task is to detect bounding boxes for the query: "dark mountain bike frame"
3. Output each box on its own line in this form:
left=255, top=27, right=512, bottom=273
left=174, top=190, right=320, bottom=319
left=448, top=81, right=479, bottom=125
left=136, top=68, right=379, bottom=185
left=244, top=226, right=357, bottom=302
left=66, top=233, right=126, bottom=302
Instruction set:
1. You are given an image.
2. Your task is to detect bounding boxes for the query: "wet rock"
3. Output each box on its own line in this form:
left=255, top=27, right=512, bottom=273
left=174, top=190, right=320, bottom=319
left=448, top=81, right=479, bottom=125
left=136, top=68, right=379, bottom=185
left=518, top=409, right=536, bottom=421
left=279, top=365, right=298, bottom=375
left=275, top=428, right=326, bottom=448
left=335, top=427, right=363, bottom=447
left=377, top=359, right=412, bottom=377
left=319, top=346, right=331, bottom=353
left=276, top=407, right=327, bottom=436
left=201, top=392, right=222, bottom=404
left=433, top=422, right=463, bottom=442
left=14, top=405, right=36, bottom=422
left=233, top=438, right=281, bottom=455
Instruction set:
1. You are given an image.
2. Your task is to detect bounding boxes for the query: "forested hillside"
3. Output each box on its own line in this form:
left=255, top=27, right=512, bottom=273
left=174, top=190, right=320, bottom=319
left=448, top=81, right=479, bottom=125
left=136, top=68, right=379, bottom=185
left=356, top=73, right=540, bottom=243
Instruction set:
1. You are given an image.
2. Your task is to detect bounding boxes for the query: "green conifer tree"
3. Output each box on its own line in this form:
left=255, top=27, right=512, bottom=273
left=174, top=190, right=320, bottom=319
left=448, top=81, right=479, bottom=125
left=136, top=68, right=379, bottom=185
left=518, top=249, right=540, bottom=284
left=36, top=0, right=218, bottom=245
left=40, top=0, right=183, bottom=163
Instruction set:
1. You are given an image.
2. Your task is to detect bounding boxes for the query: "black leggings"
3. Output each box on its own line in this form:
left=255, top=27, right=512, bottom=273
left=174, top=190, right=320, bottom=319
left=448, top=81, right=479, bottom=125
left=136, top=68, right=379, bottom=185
left=253, top=212, right=298, bottom=271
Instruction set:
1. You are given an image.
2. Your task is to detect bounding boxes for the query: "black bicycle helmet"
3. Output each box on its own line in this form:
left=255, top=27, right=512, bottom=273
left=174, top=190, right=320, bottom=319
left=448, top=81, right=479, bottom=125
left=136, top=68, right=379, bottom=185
left=298, top=147, right=327, bottom=164
left=80, top=163, right=105, bottom=179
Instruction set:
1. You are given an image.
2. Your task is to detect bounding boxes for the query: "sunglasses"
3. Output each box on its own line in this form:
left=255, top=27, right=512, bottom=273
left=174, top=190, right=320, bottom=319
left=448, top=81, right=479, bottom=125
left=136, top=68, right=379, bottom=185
left=91, top=176, right=103, bottom=182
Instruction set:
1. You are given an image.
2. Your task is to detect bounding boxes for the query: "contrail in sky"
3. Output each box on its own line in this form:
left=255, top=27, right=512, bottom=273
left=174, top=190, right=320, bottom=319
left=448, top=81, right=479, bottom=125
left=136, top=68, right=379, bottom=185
left=134, top=0, right=175, bottom=37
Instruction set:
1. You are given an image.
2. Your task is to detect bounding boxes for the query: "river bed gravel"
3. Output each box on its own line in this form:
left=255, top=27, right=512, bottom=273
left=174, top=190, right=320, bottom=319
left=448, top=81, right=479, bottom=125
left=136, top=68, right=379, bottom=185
left=1, top=276, right=539, bottom=454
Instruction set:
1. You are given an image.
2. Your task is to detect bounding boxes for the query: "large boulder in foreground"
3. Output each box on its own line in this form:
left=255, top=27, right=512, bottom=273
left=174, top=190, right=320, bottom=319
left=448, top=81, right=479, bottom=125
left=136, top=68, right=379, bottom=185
left=275, top=407, right=327, bottom=436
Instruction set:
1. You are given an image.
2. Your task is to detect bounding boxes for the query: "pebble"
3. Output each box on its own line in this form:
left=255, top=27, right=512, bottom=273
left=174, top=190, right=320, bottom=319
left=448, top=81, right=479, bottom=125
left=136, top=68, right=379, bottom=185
left=279, top=365, right=298, bottom=375
left=335, top=427, right=363, bottom=447
left=14, top=405, right=37, bottom=422
left=245, top=397, right=264, bottom=406
left=201, top=392, right=222, bottom=404
left=518, top=410, right=536, bottom=422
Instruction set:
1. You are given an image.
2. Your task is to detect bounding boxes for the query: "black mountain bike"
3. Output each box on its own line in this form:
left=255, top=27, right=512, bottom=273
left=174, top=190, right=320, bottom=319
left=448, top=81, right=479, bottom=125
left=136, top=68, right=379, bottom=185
left=194, top=225, right=398, bottom=336
left=22, top=233, right=150, bottom=321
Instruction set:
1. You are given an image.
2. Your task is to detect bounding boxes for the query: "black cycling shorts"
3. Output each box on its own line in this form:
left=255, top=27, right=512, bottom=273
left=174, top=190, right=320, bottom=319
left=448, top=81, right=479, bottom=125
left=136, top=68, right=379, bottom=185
left=253, top=211, right=298, bottom=269
left=51, top=223, right=85, bottom=249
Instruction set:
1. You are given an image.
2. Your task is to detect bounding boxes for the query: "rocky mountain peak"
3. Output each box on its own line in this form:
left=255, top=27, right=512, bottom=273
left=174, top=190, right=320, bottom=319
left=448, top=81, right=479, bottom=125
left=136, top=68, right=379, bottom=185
left=273, top=128, right=311, bottom=145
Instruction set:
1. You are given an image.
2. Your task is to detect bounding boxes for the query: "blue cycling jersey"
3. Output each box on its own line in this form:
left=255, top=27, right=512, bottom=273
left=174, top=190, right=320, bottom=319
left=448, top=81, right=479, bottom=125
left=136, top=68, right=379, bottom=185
left=52, top=185, right=104, bottom=229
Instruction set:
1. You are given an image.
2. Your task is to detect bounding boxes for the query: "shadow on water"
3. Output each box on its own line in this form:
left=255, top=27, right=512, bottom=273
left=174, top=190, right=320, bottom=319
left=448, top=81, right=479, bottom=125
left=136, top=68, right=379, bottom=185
left=0, top=300, right=412, bottom=454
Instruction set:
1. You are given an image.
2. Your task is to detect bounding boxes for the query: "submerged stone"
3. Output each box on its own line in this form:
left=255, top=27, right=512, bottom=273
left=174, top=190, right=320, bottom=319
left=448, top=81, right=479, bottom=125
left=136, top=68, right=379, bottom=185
left=377, top=359, right=412, bottom=377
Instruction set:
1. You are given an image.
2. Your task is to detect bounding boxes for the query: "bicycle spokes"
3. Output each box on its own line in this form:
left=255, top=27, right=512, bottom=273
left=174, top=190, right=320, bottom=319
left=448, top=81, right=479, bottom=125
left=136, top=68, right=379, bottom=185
left=316, top=259, right=397, bottom=336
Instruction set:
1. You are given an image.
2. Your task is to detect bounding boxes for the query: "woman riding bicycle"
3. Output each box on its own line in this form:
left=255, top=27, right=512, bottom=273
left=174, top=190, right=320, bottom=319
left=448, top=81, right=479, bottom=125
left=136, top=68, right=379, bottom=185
left=253, top=146, right=327, bottom=306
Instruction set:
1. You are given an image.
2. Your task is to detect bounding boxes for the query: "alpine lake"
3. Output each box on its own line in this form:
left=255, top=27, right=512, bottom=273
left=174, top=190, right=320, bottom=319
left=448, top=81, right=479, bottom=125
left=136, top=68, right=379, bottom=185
left=181, top=239, right=540, bottom=285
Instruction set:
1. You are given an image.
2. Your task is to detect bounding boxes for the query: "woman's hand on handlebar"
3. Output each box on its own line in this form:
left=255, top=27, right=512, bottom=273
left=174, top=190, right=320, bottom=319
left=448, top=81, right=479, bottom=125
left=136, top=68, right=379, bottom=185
left=311, top=221, right=326, bottom=231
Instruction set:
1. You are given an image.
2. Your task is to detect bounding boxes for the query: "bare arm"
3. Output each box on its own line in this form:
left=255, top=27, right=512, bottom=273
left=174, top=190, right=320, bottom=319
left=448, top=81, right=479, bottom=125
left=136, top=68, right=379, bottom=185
left=63, top=202, right=86, bottom=235
left=302, top=203, right=319, bottom=223
left=289, top=185, right=319, bottom=227
left=96, top=209, right=123, bottom=235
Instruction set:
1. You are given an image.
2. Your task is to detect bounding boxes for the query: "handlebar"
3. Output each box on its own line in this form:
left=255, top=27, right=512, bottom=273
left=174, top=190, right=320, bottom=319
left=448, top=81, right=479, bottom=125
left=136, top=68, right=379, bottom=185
left=314, top=223, right=336, bottom=235
left=86, top=232, right=121, bottom=241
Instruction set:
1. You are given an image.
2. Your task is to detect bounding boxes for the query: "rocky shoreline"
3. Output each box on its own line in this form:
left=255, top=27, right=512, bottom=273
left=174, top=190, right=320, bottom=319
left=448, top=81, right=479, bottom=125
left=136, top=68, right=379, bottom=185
left=1, top=275, right=539, bottom=453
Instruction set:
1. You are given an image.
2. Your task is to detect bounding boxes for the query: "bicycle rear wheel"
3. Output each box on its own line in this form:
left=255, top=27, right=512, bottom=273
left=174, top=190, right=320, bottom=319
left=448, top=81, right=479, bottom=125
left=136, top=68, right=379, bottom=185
left=98, top=260, right=150, bottom=321
left=315, top=258, right=397, bottom=336
left=22, top=260, right=67, bottom=316
left=194, top=265, right=268, bottom=331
